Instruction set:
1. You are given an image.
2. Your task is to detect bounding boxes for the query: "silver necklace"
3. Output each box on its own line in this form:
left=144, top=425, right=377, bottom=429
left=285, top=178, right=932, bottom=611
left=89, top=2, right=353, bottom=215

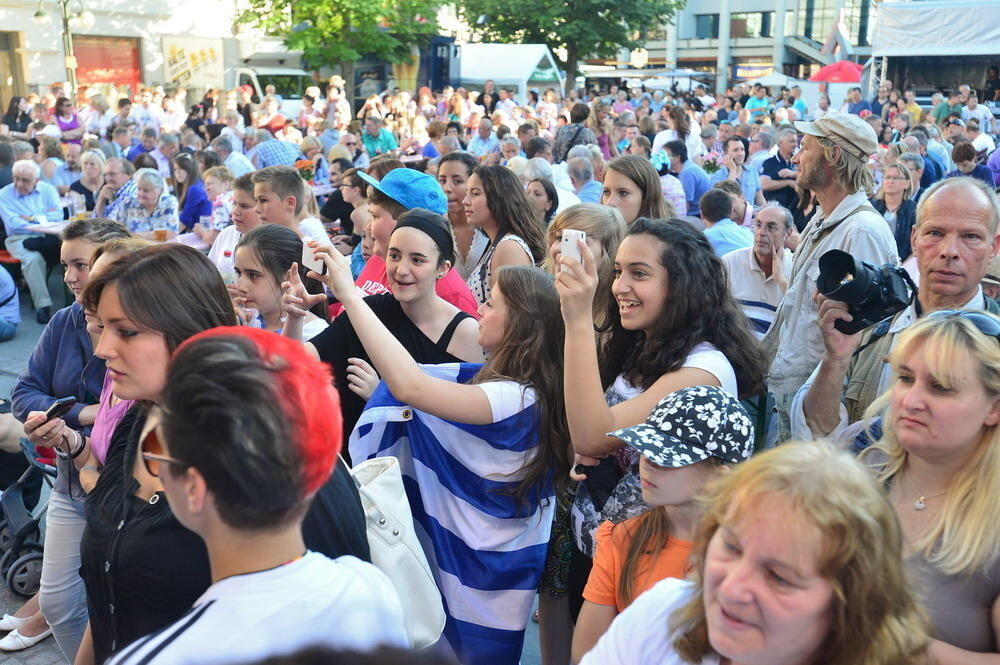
left=907, top=469, right=947, bottom=511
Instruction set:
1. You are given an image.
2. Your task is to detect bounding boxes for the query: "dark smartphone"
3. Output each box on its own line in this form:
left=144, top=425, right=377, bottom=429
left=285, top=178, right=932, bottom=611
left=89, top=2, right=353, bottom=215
left=44, top=396, right=78, bottom=423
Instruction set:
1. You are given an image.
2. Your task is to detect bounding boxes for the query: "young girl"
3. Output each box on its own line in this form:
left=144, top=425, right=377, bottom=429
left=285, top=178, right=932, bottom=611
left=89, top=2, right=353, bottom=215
left=234, top=224, right=329, bottom=338
left=601, top=155, right=670, bottom=224
left=302, top=239, right=569, bottom=665
left=556, top=218, right=767, bottom=616
left=463, top=165, right=546, bottom=307
left=437, top=152, right=488, bottom=280
left=284, top=208, right=482, bottom=446
left=171, top=153, right=211, bottom=232
left=537, top=203, right=625, bottom=665
left=571, top=386, right=754, bottom=661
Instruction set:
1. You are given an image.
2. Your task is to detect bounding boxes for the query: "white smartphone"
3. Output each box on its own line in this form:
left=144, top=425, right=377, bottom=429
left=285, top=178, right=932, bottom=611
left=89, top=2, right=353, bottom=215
left=300, top=244, right=327, bottom=276
left=560, top=229, right=587, bottom=273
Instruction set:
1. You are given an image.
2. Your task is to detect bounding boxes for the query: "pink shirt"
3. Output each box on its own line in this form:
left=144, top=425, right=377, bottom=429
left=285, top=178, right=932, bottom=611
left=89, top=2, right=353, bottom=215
left=329, top=255, right=479, bottom=319
left=90, top=371, right=135, bottom=465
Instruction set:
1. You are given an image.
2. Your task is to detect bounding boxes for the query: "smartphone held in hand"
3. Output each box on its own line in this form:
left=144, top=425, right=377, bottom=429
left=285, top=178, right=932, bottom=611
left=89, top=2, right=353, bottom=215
left=560, top=229, right=587, bottom=273
left=44, top=396, right=78, bottom=423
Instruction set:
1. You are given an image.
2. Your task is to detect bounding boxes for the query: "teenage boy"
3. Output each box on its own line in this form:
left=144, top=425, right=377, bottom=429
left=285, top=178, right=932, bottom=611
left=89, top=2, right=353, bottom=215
left=109, top=328, right=406, bottom=665
left=330, top=168, right=478, bottom=317
left=251, top=165, right=328, bottom=243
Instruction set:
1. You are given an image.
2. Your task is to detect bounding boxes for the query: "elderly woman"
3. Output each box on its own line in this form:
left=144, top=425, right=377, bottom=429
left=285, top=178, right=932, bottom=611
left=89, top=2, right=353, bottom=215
left=298, top=135, right=328, bottom=184
left=580, top=441, right=930, bottom=665
left=112, top=168, right=180, bottom=239
left=69, top=150, right=106, bottom=212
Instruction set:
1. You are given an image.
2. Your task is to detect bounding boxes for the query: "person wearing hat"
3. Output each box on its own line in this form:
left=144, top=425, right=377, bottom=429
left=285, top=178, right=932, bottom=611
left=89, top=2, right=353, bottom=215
left=762, top=112, right=899, bottom=443
left=794, top=176, right=1000, bottom=442
left=572, top=386, right=754, bottom=663
left=325, top=167, right=478, bottom=318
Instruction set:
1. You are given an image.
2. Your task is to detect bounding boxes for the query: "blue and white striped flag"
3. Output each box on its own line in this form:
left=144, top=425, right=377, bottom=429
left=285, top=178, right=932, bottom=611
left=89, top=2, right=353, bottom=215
left=349, top=363, right=554, bottom=665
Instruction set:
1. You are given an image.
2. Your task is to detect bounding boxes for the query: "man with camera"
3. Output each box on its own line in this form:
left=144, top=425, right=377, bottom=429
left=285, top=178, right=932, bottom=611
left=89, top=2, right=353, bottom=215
left=791, top=177, right=1000, bottom=439
left=764, top=113, right=899, bottom=441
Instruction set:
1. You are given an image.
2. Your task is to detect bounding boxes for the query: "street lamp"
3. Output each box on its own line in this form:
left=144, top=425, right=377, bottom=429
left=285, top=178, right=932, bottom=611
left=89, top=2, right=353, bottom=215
left=32, top=0, right=92, bottom=93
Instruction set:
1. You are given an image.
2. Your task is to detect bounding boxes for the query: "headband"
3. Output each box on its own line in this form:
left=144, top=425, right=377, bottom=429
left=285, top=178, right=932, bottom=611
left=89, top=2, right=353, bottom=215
left=393, top=208, right=455, bottom=266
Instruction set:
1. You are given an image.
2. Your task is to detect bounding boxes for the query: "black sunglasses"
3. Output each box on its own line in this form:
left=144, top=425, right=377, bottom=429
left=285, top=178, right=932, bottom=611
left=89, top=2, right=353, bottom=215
left=924, top=309, right=1000, bottom=339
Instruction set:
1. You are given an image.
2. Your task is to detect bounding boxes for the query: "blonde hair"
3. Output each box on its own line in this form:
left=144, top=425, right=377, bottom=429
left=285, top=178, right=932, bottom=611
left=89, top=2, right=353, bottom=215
left=672, top=442, right=929, bottom=665
left=875, top=161, right=913, bottom=200
left=203, top=166, right=235, bottom=187
left=327, top=145, right=352, bottom=162
left=817, top=135, right=875, bottom=197
left=542, top=204, right=626, bottom=329
left=80, top=149, right=106, bottom=170
left=299, top=136, right=321, bottom=153
left=863, top=313, right=1000, bottom=576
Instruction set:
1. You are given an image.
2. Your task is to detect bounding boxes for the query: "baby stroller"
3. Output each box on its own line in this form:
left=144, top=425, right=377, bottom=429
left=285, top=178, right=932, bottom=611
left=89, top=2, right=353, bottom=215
left=0, top=439, right=56, bottom=598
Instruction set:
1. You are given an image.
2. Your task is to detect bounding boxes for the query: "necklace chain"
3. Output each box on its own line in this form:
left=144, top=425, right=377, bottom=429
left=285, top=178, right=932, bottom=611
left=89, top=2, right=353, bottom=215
left=907, top=469, right=947, bottom=511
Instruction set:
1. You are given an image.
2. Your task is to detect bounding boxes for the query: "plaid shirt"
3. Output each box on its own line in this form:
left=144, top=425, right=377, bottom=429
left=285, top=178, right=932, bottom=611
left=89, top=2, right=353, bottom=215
left=104, top=180, right=138, bottom=220
left=255, top=139, right=300, bottom=168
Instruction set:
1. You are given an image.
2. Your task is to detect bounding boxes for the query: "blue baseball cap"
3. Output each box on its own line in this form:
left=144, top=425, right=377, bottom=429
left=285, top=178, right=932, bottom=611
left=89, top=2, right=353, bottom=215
left=358, top=168, right=448, bottom=216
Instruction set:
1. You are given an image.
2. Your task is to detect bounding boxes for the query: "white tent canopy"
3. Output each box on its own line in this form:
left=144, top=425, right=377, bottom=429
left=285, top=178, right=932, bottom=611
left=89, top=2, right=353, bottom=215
left=459, top=43, right=564, bottom=95
left=873, top=0, right=1000, bottom=57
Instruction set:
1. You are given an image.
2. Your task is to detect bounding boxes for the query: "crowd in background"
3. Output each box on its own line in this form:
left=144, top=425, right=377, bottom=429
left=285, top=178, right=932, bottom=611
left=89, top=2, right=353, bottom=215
left=0, top=65, right=997, bottom=665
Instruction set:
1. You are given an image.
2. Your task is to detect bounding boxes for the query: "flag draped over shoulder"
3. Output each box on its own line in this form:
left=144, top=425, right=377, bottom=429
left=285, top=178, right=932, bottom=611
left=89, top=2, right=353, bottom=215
left=348, top=363, right=554, bottom=665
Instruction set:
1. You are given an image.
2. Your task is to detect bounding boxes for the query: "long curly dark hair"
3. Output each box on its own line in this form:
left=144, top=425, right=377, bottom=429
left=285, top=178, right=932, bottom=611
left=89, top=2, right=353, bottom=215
left=474, top=165, right=547, bottom=264
left=600, top=218, right=767, bottom=398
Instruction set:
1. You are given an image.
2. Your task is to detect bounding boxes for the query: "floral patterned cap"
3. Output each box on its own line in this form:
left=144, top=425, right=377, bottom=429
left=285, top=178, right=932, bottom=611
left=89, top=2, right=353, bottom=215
left=607, top=385, right=754, bottom=467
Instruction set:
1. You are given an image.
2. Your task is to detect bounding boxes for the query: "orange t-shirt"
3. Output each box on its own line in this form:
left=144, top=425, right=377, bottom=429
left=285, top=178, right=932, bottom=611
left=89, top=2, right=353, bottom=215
left=583, top=516, right=694, bottom=612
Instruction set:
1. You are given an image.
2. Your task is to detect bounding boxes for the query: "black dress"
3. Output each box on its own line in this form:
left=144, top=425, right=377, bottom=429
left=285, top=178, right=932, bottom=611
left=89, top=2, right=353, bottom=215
left=309, top=293, right=473, bottom=447
left=80, top=406, right=211, bottom=663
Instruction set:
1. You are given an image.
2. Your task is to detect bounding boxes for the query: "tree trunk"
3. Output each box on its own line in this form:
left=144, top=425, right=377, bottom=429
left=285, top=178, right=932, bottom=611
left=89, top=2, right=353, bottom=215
left=564, top=42, right=579, bottom=96
left=341, top=59, right=356, bottom=114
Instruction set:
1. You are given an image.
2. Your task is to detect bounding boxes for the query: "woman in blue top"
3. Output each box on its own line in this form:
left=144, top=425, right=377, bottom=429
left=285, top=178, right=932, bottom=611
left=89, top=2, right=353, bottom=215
left=170, top=153, right=211, bottom=232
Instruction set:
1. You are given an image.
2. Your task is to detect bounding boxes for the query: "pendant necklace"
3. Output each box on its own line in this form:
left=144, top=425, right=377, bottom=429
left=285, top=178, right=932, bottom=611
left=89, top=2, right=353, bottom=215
left=907, top=469, right=947, bottom=511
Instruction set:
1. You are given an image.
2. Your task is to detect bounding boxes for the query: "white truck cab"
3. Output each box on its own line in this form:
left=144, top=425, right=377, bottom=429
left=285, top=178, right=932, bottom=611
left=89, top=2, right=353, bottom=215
left=229, top=66, right=313, bottom=120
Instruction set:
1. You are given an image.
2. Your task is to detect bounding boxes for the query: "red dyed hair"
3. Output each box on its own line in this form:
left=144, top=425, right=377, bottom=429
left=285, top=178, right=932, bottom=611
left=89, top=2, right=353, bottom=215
left=176, top=326, right=341, bottom=495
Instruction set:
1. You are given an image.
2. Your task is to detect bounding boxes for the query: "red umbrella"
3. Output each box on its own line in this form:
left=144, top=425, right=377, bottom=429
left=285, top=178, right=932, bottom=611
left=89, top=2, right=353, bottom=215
left=809, top=60, right=863, bottom=83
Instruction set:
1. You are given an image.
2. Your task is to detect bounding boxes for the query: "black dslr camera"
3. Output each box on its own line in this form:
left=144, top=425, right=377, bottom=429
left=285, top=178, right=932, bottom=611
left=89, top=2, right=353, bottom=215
left=816, top=249, right=916, bottom=335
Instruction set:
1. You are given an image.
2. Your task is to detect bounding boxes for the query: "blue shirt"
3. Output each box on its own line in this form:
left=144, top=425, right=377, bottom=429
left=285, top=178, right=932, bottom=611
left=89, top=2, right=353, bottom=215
left=126, top=143, right=153, bottom=161
left=53, top=164, right=81, bottom=190
left=255, top=139, right=300, bottom=168
left=704, top=218, right=754, bottom=256
left=467, top=134, right=499, bottom=158
left=679, top=161, right=711, bottom=216
left=576, top=179, right=603, bottom=203
left=0, top=181, right=62, bottom=236
left=710, top=164, right=762, bottom=203
left=847, top=100, right=872, bottom=116
left=178, top=180, right=213, bottom=231
left=0, top=266, right=19, bottom=325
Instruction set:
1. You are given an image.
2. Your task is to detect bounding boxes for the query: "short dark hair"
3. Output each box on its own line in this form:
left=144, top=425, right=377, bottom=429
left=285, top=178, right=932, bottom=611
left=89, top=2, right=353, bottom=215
left=117, top=98, right=131, bottom=109
left=163, top=329, right=340, bottom=530
left=951, top=140, right=977, bottom=163
left=233, top=173, right=254, bottom=195
left=700, top=188, right=735, bottom=223
left=525, top=137, right=551, bottom=159
left=367, top=185, right=407, bottom=220
left=252, top=166, right=307, bottom=214
left=723, top=136, right=746, bottom=153
left=0, top=142, right=13, bottom=167
left=664, top=139, right=688, bottom=163
left=438, top=150, right=479, bottom=176
left=570, top=103, right=590, bottom=124
left=330, top=157, right=354, bottom=173
left=446, top=121, right=463, bottom=135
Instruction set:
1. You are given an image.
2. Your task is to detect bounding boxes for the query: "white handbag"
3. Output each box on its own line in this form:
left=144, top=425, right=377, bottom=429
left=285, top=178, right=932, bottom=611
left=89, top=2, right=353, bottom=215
left=346, top=455, right=446, bottom=649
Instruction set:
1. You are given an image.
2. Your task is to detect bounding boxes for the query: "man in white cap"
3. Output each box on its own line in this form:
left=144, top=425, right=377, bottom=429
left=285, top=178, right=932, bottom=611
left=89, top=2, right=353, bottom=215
left=762, top=113, right=899, bottom=441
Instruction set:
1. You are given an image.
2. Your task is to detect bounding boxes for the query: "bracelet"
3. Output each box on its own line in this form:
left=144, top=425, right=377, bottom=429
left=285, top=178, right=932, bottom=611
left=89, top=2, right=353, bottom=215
left=81, top=465, right=100, bottom=473
left=70, top=431, right=87, bottom=459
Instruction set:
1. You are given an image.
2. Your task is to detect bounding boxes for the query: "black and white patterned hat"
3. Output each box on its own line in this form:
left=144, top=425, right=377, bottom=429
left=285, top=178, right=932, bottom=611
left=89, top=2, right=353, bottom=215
left=607, top=385, right=754, bottom=467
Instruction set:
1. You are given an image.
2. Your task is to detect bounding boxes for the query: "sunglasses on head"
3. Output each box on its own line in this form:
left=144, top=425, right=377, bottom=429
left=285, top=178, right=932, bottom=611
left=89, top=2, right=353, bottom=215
left=140, top=415, right=183, bottom=478
left=925, top=309, right=1000, bottom=339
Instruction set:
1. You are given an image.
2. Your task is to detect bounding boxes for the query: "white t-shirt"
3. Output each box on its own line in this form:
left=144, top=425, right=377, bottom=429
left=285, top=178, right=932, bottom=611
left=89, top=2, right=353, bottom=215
left=580, top=577, right=720, bottom=665
left=477, top=380, right=538, bottom=422
left=109, top=552, right=407, bottom=665
left=604, top=342, right=737, bottom=406
left=208, top=224, right=241, bottom=284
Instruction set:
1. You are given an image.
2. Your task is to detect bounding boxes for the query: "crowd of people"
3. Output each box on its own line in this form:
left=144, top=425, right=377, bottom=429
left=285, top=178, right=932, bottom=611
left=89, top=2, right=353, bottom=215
left=0, top=68, right=997, bottom=665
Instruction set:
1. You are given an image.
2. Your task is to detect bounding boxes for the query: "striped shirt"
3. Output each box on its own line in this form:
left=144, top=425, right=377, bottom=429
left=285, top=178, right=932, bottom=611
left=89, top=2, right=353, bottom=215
left=721, top=246, right=792, bottom=339
left=350, top=363, right=553, bottom=665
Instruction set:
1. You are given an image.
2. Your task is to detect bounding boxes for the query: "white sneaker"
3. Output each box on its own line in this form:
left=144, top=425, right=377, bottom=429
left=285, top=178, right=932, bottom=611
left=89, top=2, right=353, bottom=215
left=0, top=627, right=52, bottom=651
left=0, top=614, right=28, bottom=632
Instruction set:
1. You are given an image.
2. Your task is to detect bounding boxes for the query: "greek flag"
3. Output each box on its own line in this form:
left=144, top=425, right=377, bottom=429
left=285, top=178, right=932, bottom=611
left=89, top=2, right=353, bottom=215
left=349, top=363, right=554, bottom=665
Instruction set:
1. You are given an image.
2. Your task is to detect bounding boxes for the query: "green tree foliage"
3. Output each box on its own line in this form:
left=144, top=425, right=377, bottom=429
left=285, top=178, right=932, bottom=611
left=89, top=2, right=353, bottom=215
left=237, top=0, right=442, bottom=89
left=460, top=0, right=686, bottom=92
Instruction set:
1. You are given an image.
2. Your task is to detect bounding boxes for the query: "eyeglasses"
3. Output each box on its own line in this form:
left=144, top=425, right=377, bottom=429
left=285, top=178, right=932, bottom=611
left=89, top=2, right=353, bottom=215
left=140, top=416, right=184, bottom=477
left=924, top=310, right=1000, bottom=339
left=344, top=141, right=357, bottom=146
left=884, top=176, right=909, bottom=181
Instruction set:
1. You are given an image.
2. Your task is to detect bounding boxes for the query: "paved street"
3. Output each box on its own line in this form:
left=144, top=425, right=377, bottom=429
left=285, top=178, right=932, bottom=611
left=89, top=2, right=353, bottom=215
left=0, top=278, right=541, bottom=665
left=1, top=278, right=67, bottom=664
